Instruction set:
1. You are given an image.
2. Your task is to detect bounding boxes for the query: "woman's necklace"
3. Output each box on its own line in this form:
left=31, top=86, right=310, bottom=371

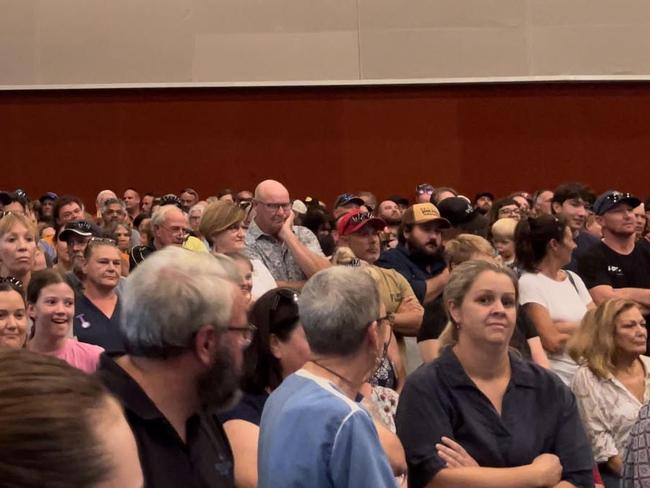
left=310, top=360, right=357, bottom=389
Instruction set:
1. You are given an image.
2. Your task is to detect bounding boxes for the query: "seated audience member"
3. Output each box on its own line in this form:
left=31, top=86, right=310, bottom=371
left=140, top=192, right=155, bottom=215
left=258, top=267, right=405, bottom=487
left=217, top=189, right=234, bottom=203
left=332, top=193, right=366, bottom=218
left=375, top=199, right=403, bottom=244
left=430, top=186, right=458, bottom=206
left=52, top=194, right=85, bottom=227
left=52, top=225, right=72, bottom=275
left=533, top=189, right=554, bottom=216
left=415, top=183, right=434, bottom=204
left=123, top=188, right=141, bottom=222
left=300, top=206, right=336, bottom=256
left=94, top=190, right=117, bottom=223
left=634, top=202, right=647, bottom=241
left=37, top=191, right=58, bottom=224
left=551, top=182, right=598, bottom=272
left=137, top=217, right=153, bottom=247
left=0, top=190, right=31, bottom=218
left=437, top=196, right=489, bottom=239
left=586, top=213, right=603, bottom=239
left=59, top=220, right=105, bottom=293
left=577, top=191, right=650, bottom=346
left=509, top=191, right=532, bottom=217
left=417, top=234, right=549, bottom=368
left=188, top=201, right=208, bottom=237
left=490, top=218, right=518, bottom=268
left=0, top=212, right=37, bottom=289
left=98, top=246, right=247, bottom=487
left=246, top=180, right=330, bottom=288
left=235, top=190, right=254, bottom=205
left=226, top=251, right=255, bottom=304
left=516, top=215, right=594, bottom=385
left=622, top=402, right=650, bottom=486
left=201, top=200, right=276, bottom=300
left=396, top=260, right=594, bottom=488
left=0, top=349, right=143, bottom=488
left=106, top=221, right=132, bottom=276
left=180, top=187, right=200, bottom=210
left=357, top=190, right=378, bottom=212
left=376, top=203, right=450, bottom=306
left=220, top=288, right=311, bottom=488
left=73, top=238, right=125, bottom=355
left=473, top=191, right=494, bottom=216
left=0, top=278, right=28, bottom=349
left=26, top=269, right=103, bottom=372
left=389, top=195, right=410, bottom=213
left=488, top=197, right=521, bottom=226
left=569, top=299, right=649, bottom=487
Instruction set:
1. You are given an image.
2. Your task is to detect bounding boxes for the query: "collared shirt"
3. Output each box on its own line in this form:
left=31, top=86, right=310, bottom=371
left=375, top=245, right=446, bottom=303
left=622, top=402, right=650, bottom=486
left=74, top=292, right=125, bottom=355
left=97, top=355, right=234, bottom=488
left=244, top=219, right=324, bottom=281
left=395, top=348, right=594, bottom=488
left=571, top=356, right=650, bottom=463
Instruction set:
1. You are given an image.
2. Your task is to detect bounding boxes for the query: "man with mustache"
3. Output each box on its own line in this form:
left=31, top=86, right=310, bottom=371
left=98, top=246, right=248, bottom=488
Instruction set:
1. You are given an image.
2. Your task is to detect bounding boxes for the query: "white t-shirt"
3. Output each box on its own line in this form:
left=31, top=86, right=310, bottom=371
left=251, top=258, right=276, bottom=301
left=519, top=271, right=592, bottom=385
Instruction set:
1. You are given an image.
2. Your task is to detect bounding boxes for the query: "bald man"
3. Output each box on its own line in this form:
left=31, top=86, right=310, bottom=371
left=245, top=179, right=330, bottom=288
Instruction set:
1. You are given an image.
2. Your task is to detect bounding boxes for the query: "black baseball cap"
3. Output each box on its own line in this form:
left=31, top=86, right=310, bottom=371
left=593, top=191, right=641, bottom=216
left=59, top=220, right=103, bottom=242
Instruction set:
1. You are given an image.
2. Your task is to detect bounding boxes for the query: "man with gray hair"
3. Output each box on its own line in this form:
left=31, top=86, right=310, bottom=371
left=258, top=266, right=402, bottom=488
left=98, top=246, right=250, bottom=488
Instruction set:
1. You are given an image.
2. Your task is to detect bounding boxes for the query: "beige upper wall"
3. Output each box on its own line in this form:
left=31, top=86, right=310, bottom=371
left=2, top=0, right=650, bottom=86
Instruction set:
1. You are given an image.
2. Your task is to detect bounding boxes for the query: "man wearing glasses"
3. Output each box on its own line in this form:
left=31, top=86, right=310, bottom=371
left=245, top=179, right=330, bottom=289
left=578, top=190, right=650, bottom=350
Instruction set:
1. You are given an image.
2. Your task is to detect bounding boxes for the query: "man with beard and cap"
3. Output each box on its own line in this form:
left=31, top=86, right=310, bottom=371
left=436, top=196, right=489, bottom=240
left=578, top=191, right=650, bottom=350
left=375, top=200, right=403, bottom=250
left=98, top=246, right=248, bottom=488
left=59, top=220, right=105, bottom=294
left=473, top=191, right=494, bottom=216
left=375, top=203, right=450, bottom=306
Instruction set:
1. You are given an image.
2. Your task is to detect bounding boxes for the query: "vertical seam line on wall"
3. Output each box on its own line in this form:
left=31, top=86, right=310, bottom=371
left=355, top=0, right=363, bottom=80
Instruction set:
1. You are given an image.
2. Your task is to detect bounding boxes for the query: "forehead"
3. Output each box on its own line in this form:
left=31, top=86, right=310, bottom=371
left=40, top=282, right=74, bottom=298
left=380, top=201, right=397, bottom=209
left=165, top=209, right=189, bottom=225
left=259, top=184, right=289, bottom=202
left=89, top=244, right=121, bottom=259
left=61, top=202, right=81, bottom=212
left=0, top=289, right=25, bottom=306
left=617, top=306, right=644, bottom=322
left=349, top=225, right=380, bottom=237
left=2, top=222, right=30, bottom=235
left=469, top=271, right=516, bottom=294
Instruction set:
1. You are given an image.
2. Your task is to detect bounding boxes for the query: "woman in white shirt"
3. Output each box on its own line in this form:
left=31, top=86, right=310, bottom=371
left=569, top=299, right=649, bottom=487
left=199, top=200, right=276, bottom=300
left=515, top=215, right=594, bottom=385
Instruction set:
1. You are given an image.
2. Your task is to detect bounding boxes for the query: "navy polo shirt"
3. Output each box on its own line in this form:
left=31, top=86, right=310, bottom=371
left=396, top=348, right=594, bottom=488
left=375, top=245, right=446, bottom=303
left=73, top=293, right=125, bottom=355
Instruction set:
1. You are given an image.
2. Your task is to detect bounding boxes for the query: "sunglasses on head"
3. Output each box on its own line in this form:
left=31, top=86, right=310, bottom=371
left=416, top=184, right=434, bottom=195
left=0, top=276, right=23, bottom=289
left=349, top=212, right=373, bottom=224
left=606, top=192, right=634, bottom=203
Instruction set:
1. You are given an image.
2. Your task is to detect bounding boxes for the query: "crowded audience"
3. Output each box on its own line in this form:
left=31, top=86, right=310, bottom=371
left=0, top=180, right=649, bottom=488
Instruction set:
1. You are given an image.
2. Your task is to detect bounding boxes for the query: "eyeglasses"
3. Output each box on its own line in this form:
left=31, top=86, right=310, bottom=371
left=227, top=323, right=257, bottom=345
left=0, top=276, right=23, bottom=289
left=0, top=211, right=17, bottom=219
left=161, top=225, right=191, bottom=237
left=416, top=184, right=434, bottom=195
left=255, top=200, right=292, bottom=212
left=498, top=207, right=520, bottom=217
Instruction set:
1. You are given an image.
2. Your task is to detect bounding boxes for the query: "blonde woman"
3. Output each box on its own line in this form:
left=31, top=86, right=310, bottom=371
left=569, top=299, right=649, bottom=487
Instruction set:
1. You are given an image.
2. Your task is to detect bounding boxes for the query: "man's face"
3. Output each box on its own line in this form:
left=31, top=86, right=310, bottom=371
left=254, top=188, right=291, bottom=235
left=141, top=195, right=154, bottom=213
left=189, top=207, right=204, bottom=232
left=633, top=204, right=647, bottom=236
left=103, top=203, right=126, bottom=224
left=598, top=204, right=637, bottom=238
left=180, top=192, right=197, bottom=210
left=405, top=222, right=443, bottom=257
left=535, top=191, right=554, bottom=216
left=553, top=198, right=589, bottom=232
left=154, top=210, right=189, bottom=248
left=123, top=190, right=140, bottom=212
left=341, top=226, right=382, bottom=264
left=58, top=202, right=83, bottom=225
left=40, top=199, right=54, bottom=218
left=236, top=191, right=253, bottom=203
left=377, top=201, right=402, bottom=225
left=475, top=196, right=493, bottom=214
left=66, top=234, right=90, bottom=268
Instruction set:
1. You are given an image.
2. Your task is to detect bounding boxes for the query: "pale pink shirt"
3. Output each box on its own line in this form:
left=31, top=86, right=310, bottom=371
left=44, top=338, right=104, bottom=373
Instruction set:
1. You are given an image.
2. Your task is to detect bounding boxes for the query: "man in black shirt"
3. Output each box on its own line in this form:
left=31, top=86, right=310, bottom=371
left=98, top=246, right=250, bottom=488
left=578, top=191, right=650, bottom=335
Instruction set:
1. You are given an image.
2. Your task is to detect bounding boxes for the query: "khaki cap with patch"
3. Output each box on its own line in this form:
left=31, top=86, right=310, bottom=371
left=402, top=203, right=451, bottom=228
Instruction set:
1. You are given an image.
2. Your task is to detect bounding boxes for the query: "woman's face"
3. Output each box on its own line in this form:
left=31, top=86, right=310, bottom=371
left=211, top=221, right=246, bottom=254
left=0, top=289, right=28, bottom=349
left=552, top=226, right=577, bottom=266
left=273, top=324, right=311, bottom=379
left=614, top=306, right=647, bottom=358
left=498, top=204, right=521, bottom=221
left=449, top=270, right=517, bottom=347
left=114, top=225, right=131, bottom=251
left=29, top=282, right=75, bottom=341
left=0, top=223, right=36, bottom=275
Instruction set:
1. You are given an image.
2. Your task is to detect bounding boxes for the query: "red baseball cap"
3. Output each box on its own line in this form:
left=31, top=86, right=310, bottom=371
left=336, top=209, right=386, bottom=236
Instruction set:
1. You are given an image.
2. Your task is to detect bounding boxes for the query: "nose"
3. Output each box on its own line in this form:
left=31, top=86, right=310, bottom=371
left=576, top=206, right=587, bottom=217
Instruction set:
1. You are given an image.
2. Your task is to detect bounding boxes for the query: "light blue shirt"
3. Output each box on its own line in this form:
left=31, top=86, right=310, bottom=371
left=258, top=369, right=397, bottom=488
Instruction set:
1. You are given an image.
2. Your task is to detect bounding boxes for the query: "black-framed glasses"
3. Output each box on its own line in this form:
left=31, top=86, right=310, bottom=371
left=227, top=323, right=257, bottom=345
left=0, top=276, right=23, bottom=289
left=255, top=200, right=291, bottom=212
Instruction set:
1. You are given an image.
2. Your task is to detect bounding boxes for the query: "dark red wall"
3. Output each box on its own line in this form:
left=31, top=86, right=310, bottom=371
left=1, top=82, right=649, bottom=208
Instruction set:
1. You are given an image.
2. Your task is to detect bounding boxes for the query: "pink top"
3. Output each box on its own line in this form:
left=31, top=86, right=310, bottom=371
left=45, top=338, right=104, bottom=373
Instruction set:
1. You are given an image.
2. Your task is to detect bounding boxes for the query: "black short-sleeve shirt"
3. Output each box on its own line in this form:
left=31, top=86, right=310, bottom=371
left=217, top=391, right=269, bottom=426
left=97, top=354, right=234, bottom=488
left=395, top=348, right=594, bottom=488
left=577, top=241, right=650, bottom=292
left=74, top=293, right=125, bottom=354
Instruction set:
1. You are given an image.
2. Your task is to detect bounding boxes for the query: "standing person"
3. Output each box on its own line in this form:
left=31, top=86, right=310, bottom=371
left=200, top=201, right=276, bottom=300
left=516, top=215, right=594, bottom=385
left=219, top=288, right=311, bottom=488
left=0, top=278, right=28, bottom=349
left=106, top=221, right=132, bottom=276
left=26, top=269, right=104, bottom=373
left=396, top=260, right=594, bottom=488
left=0, top=213, right=37, bottom=290
left=98, top=246, right=248, bottom=488
left=569, top=299, right=649, bottom=487
left=74, top=239, right=125, bottom=355
left=52, top=195, right=85, bottom=227
left=123, top=188, right=141, bottom=222
left=578, top=191, right=650, bottom=346
left=246, top=180, right=330, bottom=288
left=258, top=267, right=404, bottom=487
left=474, top=192, right=494, bottom=216
left=533, top=189, right=554, bottom=216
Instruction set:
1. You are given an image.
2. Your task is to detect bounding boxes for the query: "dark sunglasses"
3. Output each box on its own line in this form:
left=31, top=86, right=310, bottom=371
left=416, top=184, right=434, bottom=195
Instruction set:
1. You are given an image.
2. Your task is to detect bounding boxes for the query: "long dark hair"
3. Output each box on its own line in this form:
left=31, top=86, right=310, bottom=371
left=515, top=215, right=568, bottom=272
left=241, top=288, right=301, bottom=394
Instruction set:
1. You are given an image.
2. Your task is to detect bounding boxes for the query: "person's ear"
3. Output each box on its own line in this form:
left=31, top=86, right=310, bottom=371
left=548, top=238, right=560, bottom=253
left=269, top=334, right=283, bottom=360
left=447, top=300, right=462, bottom=326
left=366, top=321, right=381, bottom=352
left=27, top=303, right=36, bottom=321
left=193, top=325, right=218, bottom=366
left=551, top=202, right=562, bottom=215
